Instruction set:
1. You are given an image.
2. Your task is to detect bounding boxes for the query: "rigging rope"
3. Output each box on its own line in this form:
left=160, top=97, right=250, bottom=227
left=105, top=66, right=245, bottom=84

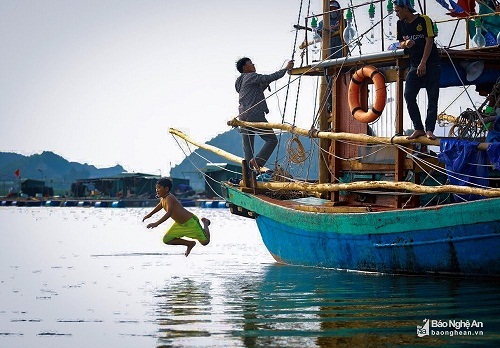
left=349, top=0, right=362, bottom=56
left=170, top=134, right=232, bottom=200
left=286, top=136, right=308, bottom=164
left=275, top=0, right=306, bottom=169
left=439, top=44, right=489, bottom=130
left=170, top=4, right=498, bottom=203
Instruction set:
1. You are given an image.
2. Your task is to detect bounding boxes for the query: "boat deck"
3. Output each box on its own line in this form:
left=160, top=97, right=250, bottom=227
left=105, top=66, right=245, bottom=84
left=232, top=185, right=396, bottom=214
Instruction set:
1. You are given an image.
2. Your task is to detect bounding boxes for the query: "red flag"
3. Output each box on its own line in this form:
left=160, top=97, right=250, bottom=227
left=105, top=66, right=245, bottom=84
left=14, top=169, right=20, bottom=177
left=447, top=0, right=475, bottom=17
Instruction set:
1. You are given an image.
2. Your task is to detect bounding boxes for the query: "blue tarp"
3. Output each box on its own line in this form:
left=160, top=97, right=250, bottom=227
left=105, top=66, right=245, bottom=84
left=439, top=62, right=500, bottom=88
left=487, top=143, right=500, bottom=170
left=486, top=117, right=500, bottom=143
left=486, top=117, right=500, bottom=169
left=438, top=139, right=489, bottom=201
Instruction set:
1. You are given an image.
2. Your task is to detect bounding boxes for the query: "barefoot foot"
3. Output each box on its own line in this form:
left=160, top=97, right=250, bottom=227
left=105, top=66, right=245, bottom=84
left=426, top=131, right=437, bottom=140
left=185, top=241, right=196, bottom=257
left=407, top=130, right=426, bottom=140
left=249, top=158, right=260, bottom=172
left=200, top=218, right=211, bottom=246
left=201, top=217, right=211, bottom=227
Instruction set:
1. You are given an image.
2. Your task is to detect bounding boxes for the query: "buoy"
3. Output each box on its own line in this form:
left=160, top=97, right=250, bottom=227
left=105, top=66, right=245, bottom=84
left=348, top=65, right=386, bottom=123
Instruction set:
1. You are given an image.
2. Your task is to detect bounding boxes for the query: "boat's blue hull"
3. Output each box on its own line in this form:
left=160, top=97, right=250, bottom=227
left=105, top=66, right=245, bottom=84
left=257, top=215, right=499, bottom=276
left=224, top=185, right=500, bottom=276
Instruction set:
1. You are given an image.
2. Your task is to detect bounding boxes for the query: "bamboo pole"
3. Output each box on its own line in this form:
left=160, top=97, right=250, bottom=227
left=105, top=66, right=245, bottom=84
left=255, top=180, right=500, bottom=198
left=169, top=128, right=242, bottom=164
left=227, top=118, right=492, bottom=150
left=169, top=128, right=270, bottom=171
left=170, top=127, right=500, bottom=197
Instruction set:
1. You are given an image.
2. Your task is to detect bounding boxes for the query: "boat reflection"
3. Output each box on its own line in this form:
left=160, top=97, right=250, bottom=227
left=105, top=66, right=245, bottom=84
left=152, top=264, right=499, bottom=347
left=223, top=264, right=498, bottom=347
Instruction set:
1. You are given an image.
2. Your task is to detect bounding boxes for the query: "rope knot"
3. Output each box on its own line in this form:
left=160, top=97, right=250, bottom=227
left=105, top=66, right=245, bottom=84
left=308, top=127, right=319, bottom=138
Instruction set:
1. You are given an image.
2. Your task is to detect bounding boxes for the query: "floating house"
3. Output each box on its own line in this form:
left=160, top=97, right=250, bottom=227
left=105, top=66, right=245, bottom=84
left=72, top=173, right=159, bottom=198
left=72, top=173, right=189, bottom=199
left=21, top=179, right=53, bottom=197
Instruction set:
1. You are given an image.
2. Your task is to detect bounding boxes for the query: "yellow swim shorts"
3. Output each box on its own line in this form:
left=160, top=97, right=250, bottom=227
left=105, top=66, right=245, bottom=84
left=163, top=215, right=208, bottom=244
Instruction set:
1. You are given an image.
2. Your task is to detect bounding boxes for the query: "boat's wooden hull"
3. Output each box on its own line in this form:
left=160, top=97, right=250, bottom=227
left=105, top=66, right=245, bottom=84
left=224, top=184, right=500, bottom=277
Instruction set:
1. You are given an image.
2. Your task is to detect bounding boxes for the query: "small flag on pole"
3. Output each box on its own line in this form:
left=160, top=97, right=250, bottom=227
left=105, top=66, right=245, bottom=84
left=14, top=169, right=20, bottom=177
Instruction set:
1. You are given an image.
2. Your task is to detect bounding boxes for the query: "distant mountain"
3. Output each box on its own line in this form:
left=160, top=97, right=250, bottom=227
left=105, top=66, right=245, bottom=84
left=0, top=129, right=319, bottom=195
left=170, top=128, right=319, bottom=180
left=0, top=151, right=125, bottom=191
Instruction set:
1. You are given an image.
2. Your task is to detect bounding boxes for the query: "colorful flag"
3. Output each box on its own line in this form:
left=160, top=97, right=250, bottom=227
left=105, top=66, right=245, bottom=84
left=448, top=0, right=464, bottom=14
left=448, top=0, right=475, bottom=17
left=457, top=0, right=475, bottom=14
left=14, top=169, right=20, bottom=177
left=435, top=0, right=450, bottom=10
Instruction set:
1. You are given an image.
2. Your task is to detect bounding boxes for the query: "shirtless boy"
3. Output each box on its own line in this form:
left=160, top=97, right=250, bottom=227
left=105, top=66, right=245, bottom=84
left=143, top=178, right=210, bottom=257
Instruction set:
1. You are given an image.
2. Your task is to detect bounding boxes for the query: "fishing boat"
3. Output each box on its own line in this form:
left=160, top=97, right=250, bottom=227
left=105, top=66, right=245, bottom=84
left=171, top=0, right=500, bottom=276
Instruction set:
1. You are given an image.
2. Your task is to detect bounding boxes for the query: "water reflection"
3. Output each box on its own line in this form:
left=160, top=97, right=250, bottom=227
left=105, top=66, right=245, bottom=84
left=150, top=262, right=500, bottom=347
left=218, top=265, right=499, bottom=347
left=154, top=278, right=213, bottom=344
left=2, top=208, right=499, bottom=347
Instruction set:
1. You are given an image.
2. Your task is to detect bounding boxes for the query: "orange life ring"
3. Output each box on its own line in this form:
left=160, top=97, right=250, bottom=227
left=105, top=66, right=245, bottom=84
left=348, top=65, right=387, bottom=123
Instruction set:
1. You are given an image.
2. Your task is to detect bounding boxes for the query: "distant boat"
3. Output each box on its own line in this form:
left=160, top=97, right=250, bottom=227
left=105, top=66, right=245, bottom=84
left=171, top=0, right=500, bottom=276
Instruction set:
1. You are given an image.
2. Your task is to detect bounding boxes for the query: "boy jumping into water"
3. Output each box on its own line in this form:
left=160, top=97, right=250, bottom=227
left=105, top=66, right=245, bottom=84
left=143, top=178, right=211, bottom=257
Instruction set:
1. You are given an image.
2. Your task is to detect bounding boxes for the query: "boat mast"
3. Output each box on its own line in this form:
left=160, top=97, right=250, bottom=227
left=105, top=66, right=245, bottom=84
left=318, top=0, right=331, bottom=191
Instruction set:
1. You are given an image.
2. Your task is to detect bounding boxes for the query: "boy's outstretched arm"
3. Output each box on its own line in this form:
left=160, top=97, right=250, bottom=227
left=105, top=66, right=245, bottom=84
left=142, top=202, right=162, bottom=222
left=146, top=211, right=172, bottom=229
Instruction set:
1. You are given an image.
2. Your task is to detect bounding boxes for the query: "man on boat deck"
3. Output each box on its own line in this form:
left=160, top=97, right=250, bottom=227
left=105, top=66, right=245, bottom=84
left=235, top=57, right=294, bottom=171
left=395, top=0, right=441, bottom=140
left=318, top=0, right=344, bottom=113
left=317, top=0, right=343, bottom=59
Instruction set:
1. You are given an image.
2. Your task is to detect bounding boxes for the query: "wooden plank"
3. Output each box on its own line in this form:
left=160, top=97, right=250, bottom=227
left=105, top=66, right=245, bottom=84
left=395, top=60, right=405, bottom=208
left=340, top=161, right=413, bottom=171
left=241, top=160, right=250, bottom=188
left=293, top=204, right=372, bottom=213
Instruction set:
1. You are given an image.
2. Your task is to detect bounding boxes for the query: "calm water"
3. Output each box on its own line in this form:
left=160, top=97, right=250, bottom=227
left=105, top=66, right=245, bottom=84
left=0, top=207, right=499, bottom=347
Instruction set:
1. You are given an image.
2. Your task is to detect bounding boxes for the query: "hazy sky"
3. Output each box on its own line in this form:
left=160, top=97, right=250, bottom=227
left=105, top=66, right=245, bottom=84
left=0, top=0, right=480, bottom=175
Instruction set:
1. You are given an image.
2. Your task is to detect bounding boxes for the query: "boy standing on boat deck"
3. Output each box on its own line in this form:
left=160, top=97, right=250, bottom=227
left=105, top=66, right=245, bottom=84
left=395, top=0, right=441, bottom=140
left=143, top=178, right=210, bottom=257
left=235, top=57, right=294, bottom=171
